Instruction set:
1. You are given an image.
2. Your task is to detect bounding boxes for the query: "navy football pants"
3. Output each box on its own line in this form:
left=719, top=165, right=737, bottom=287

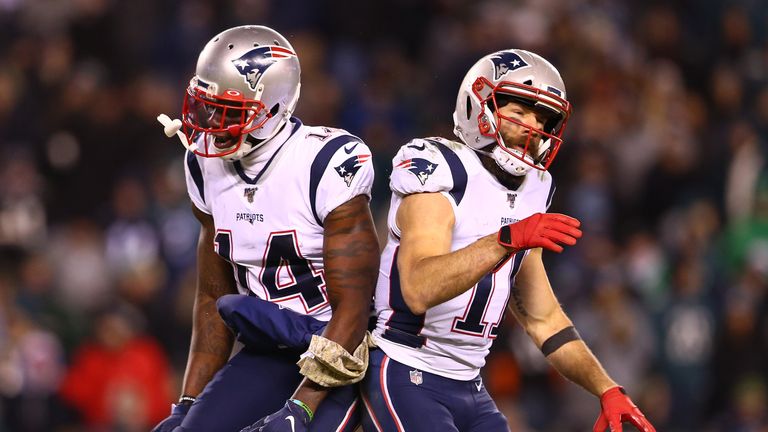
left=360, top=349, right=509, bottom=432
left=173, top=295, right=359, bottom=431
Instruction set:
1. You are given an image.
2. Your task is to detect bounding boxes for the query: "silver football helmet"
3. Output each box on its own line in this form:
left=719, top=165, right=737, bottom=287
left=453, top=49, right=571, bottom=176
left=180, top=25, right=301, bottom=159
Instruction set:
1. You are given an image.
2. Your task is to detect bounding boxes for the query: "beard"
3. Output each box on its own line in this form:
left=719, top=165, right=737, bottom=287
left=499, top=129, right=543, bottom=161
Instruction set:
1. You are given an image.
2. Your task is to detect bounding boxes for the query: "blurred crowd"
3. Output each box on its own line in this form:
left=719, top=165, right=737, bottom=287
left=0, top=0, right=767, bottom=431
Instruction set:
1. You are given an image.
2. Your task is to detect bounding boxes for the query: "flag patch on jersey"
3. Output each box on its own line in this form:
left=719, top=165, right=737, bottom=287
left=396, top=158, right=438, bottom=186
left=334, top=154, right=371, bottom=187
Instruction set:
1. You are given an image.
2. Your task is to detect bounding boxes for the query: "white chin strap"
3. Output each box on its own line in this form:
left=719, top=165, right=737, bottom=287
left=157, top=114, right=198, bottom=152
left=472, top=105, right=548, bottom=176
left=156, top=113, right=252, bottom=160
left=156, top=113, right=282, bottom=161
left=476, top=139, right=552, bottom=177
left=477, top=127, right=552, bottom=176
left=214, top=135, right=251, bottom=161
left=479, top=146, right=533, bottom=176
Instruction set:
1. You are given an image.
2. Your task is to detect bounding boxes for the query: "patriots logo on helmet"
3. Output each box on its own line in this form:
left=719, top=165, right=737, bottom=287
left=232, top=46, right=296, bottom=90
left=396, top=158, right=438, bottom=186
left=490, top=51, right=529, bottom=80
left=335, top=154, right=371, bottom=187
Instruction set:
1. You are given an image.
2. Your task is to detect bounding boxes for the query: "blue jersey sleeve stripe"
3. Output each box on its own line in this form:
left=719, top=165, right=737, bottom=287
left=186, top=151, right=205, bottom=204
left=509, top=251, right=525, bottom=284
left=382, top=246, right=426, bottom=348
left=546, top=177, right=556, bottom=209
left=428, top=140, right=468, bottom=205
left=309, top=135, right=361, bottom=226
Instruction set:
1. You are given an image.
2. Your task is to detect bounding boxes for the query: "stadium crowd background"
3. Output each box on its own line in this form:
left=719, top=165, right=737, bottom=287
left=0, top=0, right=767, bottom=430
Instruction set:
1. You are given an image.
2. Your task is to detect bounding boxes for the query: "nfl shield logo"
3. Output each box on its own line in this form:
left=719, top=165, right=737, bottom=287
left=409, top=369, right=423, bottom=385
left=244, top=187, right=257, bottom=203
left=507, top=193, right=517, bottom=209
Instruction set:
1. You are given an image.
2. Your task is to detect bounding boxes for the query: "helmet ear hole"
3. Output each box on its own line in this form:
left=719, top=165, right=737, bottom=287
left=269, top=103, right=280, bottom=117
left=465, top=96, right=472, bottom=121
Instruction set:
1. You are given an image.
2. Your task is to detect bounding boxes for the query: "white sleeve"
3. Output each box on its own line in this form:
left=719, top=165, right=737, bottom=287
left=389, top=138, right=461, bottom=203
left=184, top=151, right=211, bottom=214
left=312, top=137, right=375, bottom=224
left=388, top=138, right=468, bottom=237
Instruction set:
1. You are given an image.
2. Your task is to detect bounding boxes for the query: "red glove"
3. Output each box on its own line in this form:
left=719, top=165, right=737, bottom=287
left=593, top=386, right=656, bottom=432
left=497, top=213, right=582, bottom=253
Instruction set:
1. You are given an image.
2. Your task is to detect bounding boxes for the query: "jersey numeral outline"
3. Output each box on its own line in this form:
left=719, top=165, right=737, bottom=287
left=214, top=229, right=328, bottom=312
left=214, top=230, right=251, bottom=294
left=452, top=273, right=498, bottom=337
left=259, top=230, right=328, bottom=313
left=451, top=252, right=525, bottom=339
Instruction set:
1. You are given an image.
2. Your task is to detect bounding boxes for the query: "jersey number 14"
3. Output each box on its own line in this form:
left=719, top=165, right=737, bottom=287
left=215, top=229, right=328, bottom=312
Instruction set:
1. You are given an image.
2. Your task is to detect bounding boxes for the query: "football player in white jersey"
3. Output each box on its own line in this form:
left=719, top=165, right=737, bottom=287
left=360, top=50, right=655, bottom=432
left=151, top=26, right=379, bottom=432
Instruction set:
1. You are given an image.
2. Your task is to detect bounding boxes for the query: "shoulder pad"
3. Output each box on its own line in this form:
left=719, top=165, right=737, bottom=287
left=390, top=137, right=468, bottom=205
left=308, top=132, right=373, bottom=225
left=302, top=126, right=357, bottom=146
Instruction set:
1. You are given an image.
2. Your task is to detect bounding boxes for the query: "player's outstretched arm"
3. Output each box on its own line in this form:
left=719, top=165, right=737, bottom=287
left=152, top=205, right=239, bottom=432
left=510, top=249, right=655, bottom=432
left=397, top=193, right=582, bottom=314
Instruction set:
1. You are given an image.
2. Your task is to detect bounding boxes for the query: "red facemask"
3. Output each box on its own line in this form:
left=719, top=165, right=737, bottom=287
left=472, top=76, right=571, bottom=171
left=181, top=86, right=272, bottom=158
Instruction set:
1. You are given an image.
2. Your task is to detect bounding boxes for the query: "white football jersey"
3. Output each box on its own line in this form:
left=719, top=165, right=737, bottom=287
left=184, top=118, right=374, bottom=321
left=372, top=137, right=555, bottom=380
